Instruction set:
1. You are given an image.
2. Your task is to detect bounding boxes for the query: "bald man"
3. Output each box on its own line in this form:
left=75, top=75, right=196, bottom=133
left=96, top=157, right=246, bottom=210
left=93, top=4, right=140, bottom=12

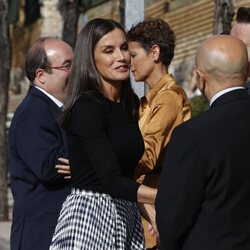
left=9, top=38, right=73, bottom=250
left=156, top=35, right=250, bottom=250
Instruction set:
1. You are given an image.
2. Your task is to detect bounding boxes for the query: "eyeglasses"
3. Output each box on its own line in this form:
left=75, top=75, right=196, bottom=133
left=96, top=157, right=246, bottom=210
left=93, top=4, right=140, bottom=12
left=45, top=64, right=71, bottom=72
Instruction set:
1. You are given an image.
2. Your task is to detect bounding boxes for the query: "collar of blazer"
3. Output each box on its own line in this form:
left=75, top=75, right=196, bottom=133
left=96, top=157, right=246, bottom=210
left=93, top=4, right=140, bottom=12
left=210, top=88, right=249, bottom=109
left=29, top=85, right=62, bottom=115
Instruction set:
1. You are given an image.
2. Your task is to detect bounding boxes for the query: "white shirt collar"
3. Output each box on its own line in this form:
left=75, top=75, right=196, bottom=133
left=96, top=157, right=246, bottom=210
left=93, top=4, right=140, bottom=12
left=210, top=86, right=245, bottom=106
left=34, top=86, right=64, bottom=108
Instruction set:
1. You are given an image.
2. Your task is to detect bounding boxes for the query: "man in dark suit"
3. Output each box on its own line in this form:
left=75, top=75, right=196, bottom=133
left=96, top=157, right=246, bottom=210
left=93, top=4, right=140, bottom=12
left=156, top=35, right=250, bottom=250
left=9, top=37, right=73, bottom=250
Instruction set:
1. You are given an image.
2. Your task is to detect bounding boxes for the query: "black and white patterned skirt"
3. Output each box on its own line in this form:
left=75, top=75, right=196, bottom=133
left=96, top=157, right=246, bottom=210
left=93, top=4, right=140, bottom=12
left=50, top=188, right=145, bottom=250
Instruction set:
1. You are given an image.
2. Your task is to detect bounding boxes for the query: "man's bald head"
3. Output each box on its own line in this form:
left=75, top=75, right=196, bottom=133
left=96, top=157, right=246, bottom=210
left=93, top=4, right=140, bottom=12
left=25, top=37, right=73, bottom=102
left=25, top=37, right=73, bottom=82
left=195, top=35, right=248, bottom=100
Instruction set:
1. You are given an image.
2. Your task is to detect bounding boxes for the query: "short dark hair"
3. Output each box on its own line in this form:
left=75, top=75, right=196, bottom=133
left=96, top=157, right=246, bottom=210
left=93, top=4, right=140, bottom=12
left=25, top=37, right=54, bottom=82
left=127, top=18, right=175, bottom=66
left=236, top=7, right=250, bottom=23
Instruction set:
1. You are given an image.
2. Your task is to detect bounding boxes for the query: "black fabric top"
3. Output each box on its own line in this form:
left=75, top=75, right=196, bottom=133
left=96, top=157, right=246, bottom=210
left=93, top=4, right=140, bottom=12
left=67, top=93, right=144, bottom=202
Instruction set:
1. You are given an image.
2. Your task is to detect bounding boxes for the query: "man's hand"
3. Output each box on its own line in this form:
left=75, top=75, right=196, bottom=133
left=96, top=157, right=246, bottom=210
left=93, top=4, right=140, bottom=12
left=55, top=157, right=71, bottom=179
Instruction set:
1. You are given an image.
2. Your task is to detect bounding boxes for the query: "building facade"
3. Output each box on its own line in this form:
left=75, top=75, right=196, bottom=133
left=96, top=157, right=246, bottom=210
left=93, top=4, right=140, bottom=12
left=9, top=0, right=250, bottom=102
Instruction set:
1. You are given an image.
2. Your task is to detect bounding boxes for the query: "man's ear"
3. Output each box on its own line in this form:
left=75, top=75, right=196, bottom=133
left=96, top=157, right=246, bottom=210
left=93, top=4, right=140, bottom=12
left=36, top=68, right=46, bottom=84
left=195, top=68, right=206, bottom=95
left=150, top=44, right=160, bottom=63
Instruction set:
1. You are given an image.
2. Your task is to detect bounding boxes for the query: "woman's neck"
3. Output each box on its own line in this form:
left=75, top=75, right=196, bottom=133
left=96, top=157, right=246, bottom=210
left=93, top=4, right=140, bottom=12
left=101, top=81, right=122, bottom=102
left=146, top=65, right=168, bottom=89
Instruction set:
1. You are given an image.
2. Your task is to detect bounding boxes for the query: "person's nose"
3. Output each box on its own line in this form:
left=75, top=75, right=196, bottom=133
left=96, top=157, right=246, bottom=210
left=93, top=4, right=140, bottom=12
left=116, top=49, right=126, bottom=61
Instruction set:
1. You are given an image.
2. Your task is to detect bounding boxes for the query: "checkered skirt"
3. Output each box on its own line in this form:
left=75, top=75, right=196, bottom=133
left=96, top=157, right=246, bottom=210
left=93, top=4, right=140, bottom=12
left=50, top=189, right=145, bottom=250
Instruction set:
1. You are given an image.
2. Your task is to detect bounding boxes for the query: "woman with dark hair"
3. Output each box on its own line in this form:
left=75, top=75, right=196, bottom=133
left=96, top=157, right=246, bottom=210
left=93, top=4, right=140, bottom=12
left=127, top=18, right=191, bottom=249
left=50, top=18, right=156, bottom=250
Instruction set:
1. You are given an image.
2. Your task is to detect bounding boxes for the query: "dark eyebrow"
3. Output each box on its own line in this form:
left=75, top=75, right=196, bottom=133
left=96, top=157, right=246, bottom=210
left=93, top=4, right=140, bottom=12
left=100, top=45, right=114, bottom=49
left=100, top=41, right=128, bottom=50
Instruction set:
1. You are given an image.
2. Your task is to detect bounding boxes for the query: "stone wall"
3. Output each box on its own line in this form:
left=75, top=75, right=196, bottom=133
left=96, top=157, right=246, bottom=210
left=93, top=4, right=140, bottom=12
left=40, top=0, right=63, bottom=38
